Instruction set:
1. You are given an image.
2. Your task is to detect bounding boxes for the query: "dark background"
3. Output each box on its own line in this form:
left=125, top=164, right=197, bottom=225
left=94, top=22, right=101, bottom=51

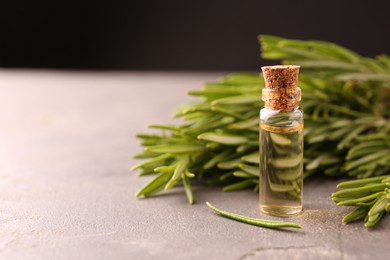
left=1, top=1, right=390, bottom=71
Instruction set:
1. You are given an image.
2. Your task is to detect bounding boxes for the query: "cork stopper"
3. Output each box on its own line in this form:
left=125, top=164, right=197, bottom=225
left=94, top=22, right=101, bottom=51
left=261, top=65, right=301, bottom=112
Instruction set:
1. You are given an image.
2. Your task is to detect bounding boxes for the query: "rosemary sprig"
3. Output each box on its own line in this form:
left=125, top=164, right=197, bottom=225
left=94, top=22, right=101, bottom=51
left=332, top=175, right=390, bottom=227
left=132, top=35, right=390, bottom=227
left=206, top=202, right=302, bottom=229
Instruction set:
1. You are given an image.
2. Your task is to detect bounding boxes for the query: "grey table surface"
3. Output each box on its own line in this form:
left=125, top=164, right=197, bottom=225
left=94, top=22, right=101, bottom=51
left=0, top=70, right=388, bottom=260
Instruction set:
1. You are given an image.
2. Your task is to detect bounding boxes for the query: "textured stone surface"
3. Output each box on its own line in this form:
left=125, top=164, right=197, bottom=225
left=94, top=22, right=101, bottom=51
left=0, top=70, right=388, bottom=260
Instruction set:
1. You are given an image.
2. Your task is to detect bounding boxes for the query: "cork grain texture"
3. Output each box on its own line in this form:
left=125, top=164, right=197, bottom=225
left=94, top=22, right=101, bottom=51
left=261, top=65, right=301, bottom=112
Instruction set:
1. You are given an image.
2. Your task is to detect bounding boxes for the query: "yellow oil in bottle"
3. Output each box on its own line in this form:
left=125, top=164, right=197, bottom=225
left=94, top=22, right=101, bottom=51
left=259, top=65, right=304, bottom=216
left=259, top=122, right=303, bottom=216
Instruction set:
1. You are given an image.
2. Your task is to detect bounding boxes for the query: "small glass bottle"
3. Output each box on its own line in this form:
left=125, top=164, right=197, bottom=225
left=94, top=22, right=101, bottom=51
left=259, top=65, right=304, bottom=216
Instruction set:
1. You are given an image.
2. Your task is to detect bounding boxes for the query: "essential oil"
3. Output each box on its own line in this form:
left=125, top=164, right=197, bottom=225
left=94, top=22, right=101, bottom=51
left=259, top=65, right=304, bottom=216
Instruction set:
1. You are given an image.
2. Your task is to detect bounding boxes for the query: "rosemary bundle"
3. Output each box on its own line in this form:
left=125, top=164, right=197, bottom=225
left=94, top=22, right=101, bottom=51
left=333, top=175, right=390, bottom=227
left=132, top=35, right=390, bottom=227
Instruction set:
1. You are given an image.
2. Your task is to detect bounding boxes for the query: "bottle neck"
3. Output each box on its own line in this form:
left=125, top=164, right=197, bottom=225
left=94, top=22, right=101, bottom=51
left=262, top=86, right=301, bottom=112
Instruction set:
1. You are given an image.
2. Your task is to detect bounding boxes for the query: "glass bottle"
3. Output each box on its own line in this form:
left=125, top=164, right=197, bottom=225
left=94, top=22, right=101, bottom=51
left=259, top=65, right=304, bottom=216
